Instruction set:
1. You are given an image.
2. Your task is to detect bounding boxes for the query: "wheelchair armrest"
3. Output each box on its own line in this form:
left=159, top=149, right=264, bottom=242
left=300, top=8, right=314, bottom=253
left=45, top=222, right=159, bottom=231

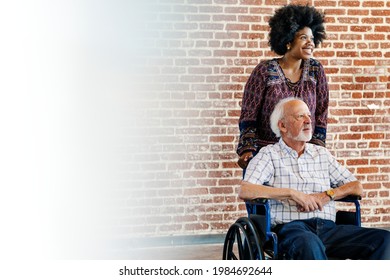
left=335, top=195, right=361, bottom=202
left=245, top=198, right=268, bottom=205
left=246, top=195, right=361, bottom=204
left=335, top=195, right=361, bottom=227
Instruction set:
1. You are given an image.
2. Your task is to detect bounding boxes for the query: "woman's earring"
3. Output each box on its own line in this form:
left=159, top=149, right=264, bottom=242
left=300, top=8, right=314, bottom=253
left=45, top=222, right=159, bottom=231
left=287, top=44, right=291, bottom=50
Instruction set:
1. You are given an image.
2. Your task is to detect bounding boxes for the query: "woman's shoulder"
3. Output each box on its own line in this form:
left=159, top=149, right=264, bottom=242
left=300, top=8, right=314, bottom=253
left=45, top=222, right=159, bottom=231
left=260, top=58, right=279, bottom=66
left=306, top=58, right=326, bottom=78
left=251, top=58, right=279, bottom=74
left=253, top=58, right=278, bottom=69
left=308, top=58, right=324, bottom=69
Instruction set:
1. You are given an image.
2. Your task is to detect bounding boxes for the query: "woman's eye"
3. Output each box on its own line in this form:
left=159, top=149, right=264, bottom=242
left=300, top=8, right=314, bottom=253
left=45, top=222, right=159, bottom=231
left=300, top=35, right=314, bottom=42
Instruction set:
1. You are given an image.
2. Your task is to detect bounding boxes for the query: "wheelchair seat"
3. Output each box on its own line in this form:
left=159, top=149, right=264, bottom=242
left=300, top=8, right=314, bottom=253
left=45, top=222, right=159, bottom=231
left=222, top=195, right=361, bottom=260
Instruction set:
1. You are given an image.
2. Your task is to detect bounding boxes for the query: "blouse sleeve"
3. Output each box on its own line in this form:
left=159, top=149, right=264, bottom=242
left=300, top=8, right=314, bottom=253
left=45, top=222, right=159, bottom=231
left=311, top=61, right=329, bottom=147
left=237, top=63, right=267, bottom=156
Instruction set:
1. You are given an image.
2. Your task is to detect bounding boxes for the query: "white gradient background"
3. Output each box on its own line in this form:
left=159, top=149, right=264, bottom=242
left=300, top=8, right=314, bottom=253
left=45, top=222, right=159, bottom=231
left=0, top=0, right=149, bottom=260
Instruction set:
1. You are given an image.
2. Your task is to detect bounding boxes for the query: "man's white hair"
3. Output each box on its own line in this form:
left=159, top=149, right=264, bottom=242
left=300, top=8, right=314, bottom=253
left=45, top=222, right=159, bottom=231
left=270, top=97, right=303, bottom=137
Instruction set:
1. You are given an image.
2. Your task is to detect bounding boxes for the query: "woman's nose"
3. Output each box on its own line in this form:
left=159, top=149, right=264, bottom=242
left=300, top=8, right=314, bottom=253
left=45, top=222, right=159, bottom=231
left=306, top=37, right=314, bottom=45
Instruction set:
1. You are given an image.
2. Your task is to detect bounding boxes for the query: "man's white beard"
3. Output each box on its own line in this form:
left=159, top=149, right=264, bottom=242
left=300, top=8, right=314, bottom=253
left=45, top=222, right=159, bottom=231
left=288, top=128, right=312, bottom=142
left=294, top=131, right=312, bottom=142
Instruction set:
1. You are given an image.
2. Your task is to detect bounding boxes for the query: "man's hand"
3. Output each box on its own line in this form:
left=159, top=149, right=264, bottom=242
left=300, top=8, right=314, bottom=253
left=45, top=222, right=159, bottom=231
left=290, top=190, right=329, bottom=212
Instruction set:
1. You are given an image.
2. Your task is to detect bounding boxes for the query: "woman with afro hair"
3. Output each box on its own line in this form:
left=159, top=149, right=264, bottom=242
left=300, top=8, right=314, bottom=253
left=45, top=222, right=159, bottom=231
left=237, top=4, right=329, bottom=169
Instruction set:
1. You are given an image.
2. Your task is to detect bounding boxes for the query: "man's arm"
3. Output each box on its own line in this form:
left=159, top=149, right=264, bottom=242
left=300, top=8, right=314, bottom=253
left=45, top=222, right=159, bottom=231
left=313, top=180, right=363, bottom=202
left=332, top=180, right=363, bottom=199
left=303, top=180, right=363, bottom=213
left=239, top=181, right=327, bottom=212
left=239, top=180, right=293, bottom=201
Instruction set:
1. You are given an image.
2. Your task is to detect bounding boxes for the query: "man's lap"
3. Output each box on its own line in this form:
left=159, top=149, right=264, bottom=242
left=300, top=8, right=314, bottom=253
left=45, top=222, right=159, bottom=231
left=273, top=218, right=390, bottom=259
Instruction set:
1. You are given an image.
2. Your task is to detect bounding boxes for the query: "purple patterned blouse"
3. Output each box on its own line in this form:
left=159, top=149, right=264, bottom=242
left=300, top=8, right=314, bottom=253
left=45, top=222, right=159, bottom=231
left=237, top=58, right=329, bottom=156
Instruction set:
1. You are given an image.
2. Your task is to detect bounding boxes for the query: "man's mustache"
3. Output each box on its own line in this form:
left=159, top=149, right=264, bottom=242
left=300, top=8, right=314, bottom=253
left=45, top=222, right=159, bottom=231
left=302, top=124, right=312, bottom=131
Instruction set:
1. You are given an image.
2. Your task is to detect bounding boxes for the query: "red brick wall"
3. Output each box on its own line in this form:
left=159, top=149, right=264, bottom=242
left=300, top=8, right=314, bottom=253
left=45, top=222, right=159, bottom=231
left=121, top=0, right=390, bottom=239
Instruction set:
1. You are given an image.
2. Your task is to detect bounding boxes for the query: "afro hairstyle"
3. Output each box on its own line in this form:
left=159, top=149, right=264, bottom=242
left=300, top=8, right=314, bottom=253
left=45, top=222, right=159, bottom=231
left=268, top=4, right=326, bottom=55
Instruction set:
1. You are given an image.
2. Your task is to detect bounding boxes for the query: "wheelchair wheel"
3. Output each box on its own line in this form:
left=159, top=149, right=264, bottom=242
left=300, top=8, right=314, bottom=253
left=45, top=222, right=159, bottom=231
left=222, top=217, right=265, bottom=260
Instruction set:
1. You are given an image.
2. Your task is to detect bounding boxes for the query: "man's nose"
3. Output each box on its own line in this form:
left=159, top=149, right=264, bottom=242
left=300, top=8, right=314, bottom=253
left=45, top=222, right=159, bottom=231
left=304, top=115, right=311, bottom=123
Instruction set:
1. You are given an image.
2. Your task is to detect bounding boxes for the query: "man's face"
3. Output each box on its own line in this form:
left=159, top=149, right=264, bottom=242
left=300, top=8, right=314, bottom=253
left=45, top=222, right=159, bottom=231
left=280, top=100, right=312, bottom=143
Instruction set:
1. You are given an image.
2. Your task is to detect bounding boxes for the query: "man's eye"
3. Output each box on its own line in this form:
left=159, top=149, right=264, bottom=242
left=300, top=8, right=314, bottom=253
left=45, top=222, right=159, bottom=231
left=296, top=114, right=310, bottom=120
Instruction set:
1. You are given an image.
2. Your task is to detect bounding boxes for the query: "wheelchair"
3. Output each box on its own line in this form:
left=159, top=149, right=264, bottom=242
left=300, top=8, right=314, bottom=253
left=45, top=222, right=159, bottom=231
left=222, top=195, right=361, bottom=260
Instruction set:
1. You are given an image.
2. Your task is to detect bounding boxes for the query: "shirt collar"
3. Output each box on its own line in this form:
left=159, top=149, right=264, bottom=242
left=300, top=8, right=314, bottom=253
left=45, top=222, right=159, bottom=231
left=278, top=138, right=313, bottom=158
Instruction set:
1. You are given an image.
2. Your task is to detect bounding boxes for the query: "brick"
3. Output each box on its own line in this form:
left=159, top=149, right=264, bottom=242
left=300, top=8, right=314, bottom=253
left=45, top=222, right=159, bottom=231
left=369, top=142, right=380, bottom=148
left=363, top=183, right=382, bottom=189
left=340, top=34, right=363, bottom=41
left=212, top=14, right=237, bottom=22
left=226, top=23, right=250, bottom=31
left=371, top=159, right=390, bottom=165
left=357, top=167, right=379, bottom=174
left=367, top=175, right=389, bottom=182
left=209, top=136, right=235, bottom=143
left=350, top=125, right=373, bottom=132
left=365, top=34, right=386, bottom=40
left=329, top=109, right=352, bottom=116
left=315, top=1, right=337, bottom=7
left=240, top=0, right=262, bottom=4
left=337, top=18, right=359, bottom=25
left=238, top=15, right=261, bottom=22
left=364, top=1, right=385, bottom=7
left=313, top=51, right=335, bottom=57
left=339, top=133, right=362, bottom=140
left=339, top=1, right=360, bottom=6
left=352, top=26, right=373, bottom=34
left=209, top=186, right=233, bottom=194
left=184, top=223, right=210, bottom=231
left=328, top=126, right=348, bottom=133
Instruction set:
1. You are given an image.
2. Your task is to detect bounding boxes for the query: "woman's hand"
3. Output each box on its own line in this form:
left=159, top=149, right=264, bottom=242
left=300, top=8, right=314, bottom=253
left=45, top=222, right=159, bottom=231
left=237, top=151, right=254, bottom=169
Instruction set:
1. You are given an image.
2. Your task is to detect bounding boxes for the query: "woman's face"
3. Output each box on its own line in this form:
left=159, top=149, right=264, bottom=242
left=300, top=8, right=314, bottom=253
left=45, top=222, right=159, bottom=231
left=288, top=27, right=314, bottom=60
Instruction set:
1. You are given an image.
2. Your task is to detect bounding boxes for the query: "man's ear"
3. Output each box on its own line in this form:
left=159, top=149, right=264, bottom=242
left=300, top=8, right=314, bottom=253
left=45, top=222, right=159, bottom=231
left=278, top=120, right=287, bottom=134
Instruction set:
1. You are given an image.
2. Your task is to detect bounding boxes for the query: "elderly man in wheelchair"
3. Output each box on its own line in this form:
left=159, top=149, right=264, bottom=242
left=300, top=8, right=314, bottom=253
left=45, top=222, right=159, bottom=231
left=224, top=97, right=390, bottom=260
